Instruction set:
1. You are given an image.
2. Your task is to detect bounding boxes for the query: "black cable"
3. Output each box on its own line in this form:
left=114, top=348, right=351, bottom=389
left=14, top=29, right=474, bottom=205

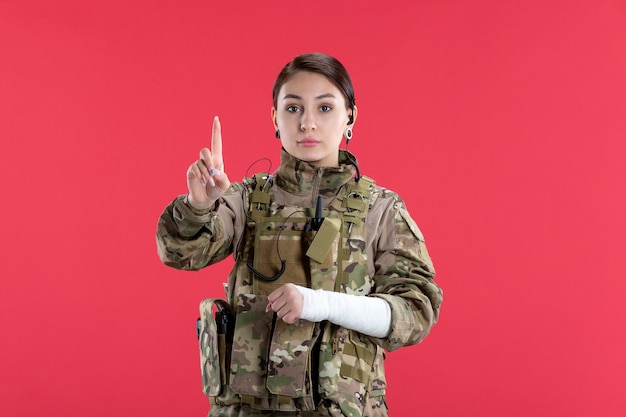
left=246, top=209, right=307, bottom=282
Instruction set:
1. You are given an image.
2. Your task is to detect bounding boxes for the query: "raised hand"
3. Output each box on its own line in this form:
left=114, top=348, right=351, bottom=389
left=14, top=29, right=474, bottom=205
left=186, top=116, right=231, bottom=210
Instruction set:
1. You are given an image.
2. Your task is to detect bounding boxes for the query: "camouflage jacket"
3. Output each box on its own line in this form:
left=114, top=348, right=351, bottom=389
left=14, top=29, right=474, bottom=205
left=156, top=149, right=442, bottom=416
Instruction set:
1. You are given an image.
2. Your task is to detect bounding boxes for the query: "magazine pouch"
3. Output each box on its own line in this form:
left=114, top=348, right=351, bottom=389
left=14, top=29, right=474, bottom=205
left=229, top=293, right=273, bottom=397
left=266, top=318, right=318, bottom=410
left=198, top=298, right=234, bottom=397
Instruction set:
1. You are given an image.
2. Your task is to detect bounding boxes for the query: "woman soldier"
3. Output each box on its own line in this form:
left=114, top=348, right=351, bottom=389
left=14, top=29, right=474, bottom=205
left=157, top=53, right=442, bottom=417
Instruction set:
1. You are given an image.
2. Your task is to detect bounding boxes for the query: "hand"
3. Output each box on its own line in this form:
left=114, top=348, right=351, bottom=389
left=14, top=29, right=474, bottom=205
left=186, top=116, right=231, bottom=210
left=267, top=284, right=304, bottom=324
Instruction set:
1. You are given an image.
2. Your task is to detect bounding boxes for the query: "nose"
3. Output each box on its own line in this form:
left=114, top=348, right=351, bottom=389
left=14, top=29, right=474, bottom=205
left=300, top=109, right=316, bottom=131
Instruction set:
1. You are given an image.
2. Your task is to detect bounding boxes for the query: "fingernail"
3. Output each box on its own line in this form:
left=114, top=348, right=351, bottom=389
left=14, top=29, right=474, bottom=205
left=209, top=168, right=218, bottom=177
left=208, top=177, right=216, bottom=187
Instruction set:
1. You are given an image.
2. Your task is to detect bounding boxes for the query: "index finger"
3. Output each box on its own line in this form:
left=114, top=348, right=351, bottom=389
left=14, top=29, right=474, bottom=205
left=211, top=116, right=222, bottom=161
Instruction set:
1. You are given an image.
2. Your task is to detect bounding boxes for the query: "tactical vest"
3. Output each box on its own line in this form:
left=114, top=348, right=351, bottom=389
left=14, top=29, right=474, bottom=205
left=198, top=172, right=388, bottom=416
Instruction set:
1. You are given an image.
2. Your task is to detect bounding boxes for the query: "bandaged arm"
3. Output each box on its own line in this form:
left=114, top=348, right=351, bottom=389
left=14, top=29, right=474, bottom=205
left=292, top=284, right=392, bottom=338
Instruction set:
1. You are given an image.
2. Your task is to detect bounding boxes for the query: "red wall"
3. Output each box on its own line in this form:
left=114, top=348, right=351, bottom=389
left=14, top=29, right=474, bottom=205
left=2, top=1, right=625, bottom=416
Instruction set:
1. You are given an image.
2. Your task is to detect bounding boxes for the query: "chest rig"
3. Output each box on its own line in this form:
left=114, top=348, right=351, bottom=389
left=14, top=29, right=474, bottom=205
left=200, top=171, right=384, bottom=414
left=242, top=171, right=375, bottom=295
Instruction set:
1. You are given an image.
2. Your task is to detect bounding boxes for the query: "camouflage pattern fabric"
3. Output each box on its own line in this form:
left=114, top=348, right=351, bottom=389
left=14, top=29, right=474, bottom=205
left=156, top=149, right=443, bottom=416
left=207, top=394, right=388, bottom=417
left=199, top=298, right=233, bottom=397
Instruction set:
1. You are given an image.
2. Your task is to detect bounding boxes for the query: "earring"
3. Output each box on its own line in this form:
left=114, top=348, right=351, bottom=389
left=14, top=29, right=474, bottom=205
left=344, top=127, right=353, bottom=141
left=275, top=129, right=280, bottom=139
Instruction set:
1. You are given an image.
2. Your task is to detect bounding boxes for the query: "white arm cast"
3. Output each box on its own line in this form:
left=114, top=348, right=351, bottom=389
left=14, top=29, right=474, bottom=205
left=293, top=284, right=391, bottom=338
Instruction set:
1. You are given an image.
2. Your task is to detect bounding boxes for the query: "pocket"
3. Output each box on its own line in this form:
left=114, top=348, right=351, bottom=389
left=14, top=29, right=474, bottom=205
left=306, top=228, right=341, bottom=292
left=252, top=217, right=309, bottom=294
left=229, top=293, right=273, bottom=397
left=339, top=331, right=376, bottom=384
left=198, top=298, right=230, bottom=397
left=318, top=327, right=378, bottom=416
left=266, top=319, right=317, bottom=399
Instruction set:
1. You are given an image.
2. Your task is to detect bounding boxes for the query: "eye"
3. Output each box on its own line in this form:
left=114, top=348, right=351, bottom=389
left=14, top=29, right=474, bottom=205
left=286, top=105, right=301, bottom=113
left=320, top=105, right=332, bottom=112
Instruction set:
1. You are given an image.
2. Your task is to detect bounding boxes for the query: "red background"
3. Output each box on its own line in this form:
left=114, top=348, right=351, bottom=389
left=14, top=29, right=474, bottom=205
left=2, top=1, right=625, bottom=416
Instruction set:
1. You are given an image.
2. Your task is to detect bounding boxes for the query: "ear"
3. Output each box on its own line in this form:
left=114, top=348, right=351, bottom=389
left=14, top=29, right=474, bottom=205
left=271, top=107, right=278, bottom=129
left=348, top=105, right=358, bottom=125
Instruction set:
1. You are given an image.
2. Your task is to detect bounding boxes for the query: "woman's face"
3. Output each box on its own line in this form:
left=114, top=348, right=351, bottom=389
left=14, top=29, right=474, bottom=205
left=272, top=71, right=355, bottom=167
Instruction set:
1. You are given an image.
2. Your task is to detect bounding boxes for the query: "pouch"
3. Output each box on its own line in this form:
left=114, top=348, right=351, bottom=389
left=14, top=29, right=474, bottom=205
left=229, top=293, right=273, bottom=397
left=198, top=298, right=234, bottom=397
left=266, top=318, right=317, bottom=409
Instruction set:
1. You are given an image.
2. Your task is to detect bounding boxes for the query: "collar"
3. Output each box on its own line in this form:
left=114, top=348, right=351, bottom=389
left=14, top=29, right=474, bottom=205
left=275, top=148, right=359, bottom=197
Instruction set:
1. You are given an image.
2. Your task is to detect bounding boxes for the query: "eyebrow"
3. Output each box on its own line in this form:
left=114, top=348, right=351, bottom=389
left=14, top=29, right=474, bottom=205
left=282, top=93, right=337, bottom=101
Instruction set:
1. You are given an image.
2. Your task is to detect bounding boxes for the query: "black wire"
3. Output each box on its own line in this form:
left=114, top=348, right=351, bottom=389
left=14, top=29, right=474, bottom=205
left=344, top=151, right=361, bottom=182
left=244, top=157, right=273, bottom=180
left=246, top=209, right=307, bottom=282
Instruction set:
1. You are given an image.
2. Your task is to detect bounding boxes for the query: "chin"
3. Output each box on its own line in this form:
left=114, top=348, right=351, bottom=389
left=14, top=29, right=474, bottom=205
left=291, top=148, right=320, bottom=162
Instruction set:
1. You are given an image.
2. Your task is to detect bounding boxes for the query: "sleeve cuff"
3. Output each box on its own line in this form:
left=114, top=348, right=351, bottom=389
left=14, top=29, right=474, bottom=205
left=172, top=195, right=220, bottom=227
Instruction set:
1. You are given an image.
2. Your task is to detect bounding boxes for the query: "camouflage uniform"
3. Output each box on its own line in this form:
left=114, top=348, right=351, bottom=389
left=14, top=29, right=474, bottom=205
left=157, top=150, right=442, bottom=417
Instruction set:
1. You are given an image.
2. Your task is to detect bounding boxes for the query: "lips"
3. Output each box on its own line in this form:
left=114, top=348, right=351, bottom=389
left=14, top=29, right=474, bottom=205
left=298, top=138, right=320, bottom=147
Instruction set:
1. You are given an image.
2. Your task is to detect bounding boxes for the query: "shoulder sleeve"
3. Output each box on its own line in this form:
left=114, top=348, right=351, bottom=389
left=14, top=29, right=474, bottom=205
left=155, top=183, right=246, bottom=271
left=368, top=190, right=443, bottom=351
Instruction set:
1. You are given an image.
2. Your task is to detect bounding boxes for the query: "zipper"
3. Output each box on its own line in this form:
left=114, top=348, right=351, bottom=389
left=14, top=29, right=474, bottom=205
left=310, top=166, right=324, bottom=206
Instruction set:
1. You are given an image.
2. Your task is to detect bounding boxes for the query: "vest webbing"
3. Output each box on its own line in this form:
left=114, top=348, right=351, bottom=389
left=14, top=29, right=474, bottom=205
left=248, top=173, right=273, bottom=223
left=244, top=172, right=374, bottom=292
left=221, top=172, right=379, bottom=411
left=337, top=176, right=373, bottom=292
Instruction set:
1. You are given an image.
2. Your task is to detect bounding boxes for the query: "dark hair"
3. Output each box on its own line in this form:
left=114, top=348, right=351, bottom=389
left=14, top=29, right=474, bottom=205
left=272, top=53, right=355, bottom=112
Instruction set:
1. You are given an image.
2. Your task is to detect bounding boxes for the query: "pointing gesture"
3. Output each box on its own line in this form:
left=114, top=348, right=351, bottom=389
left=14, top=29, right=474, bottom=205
left=186, top=116, right=231, bottom=210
